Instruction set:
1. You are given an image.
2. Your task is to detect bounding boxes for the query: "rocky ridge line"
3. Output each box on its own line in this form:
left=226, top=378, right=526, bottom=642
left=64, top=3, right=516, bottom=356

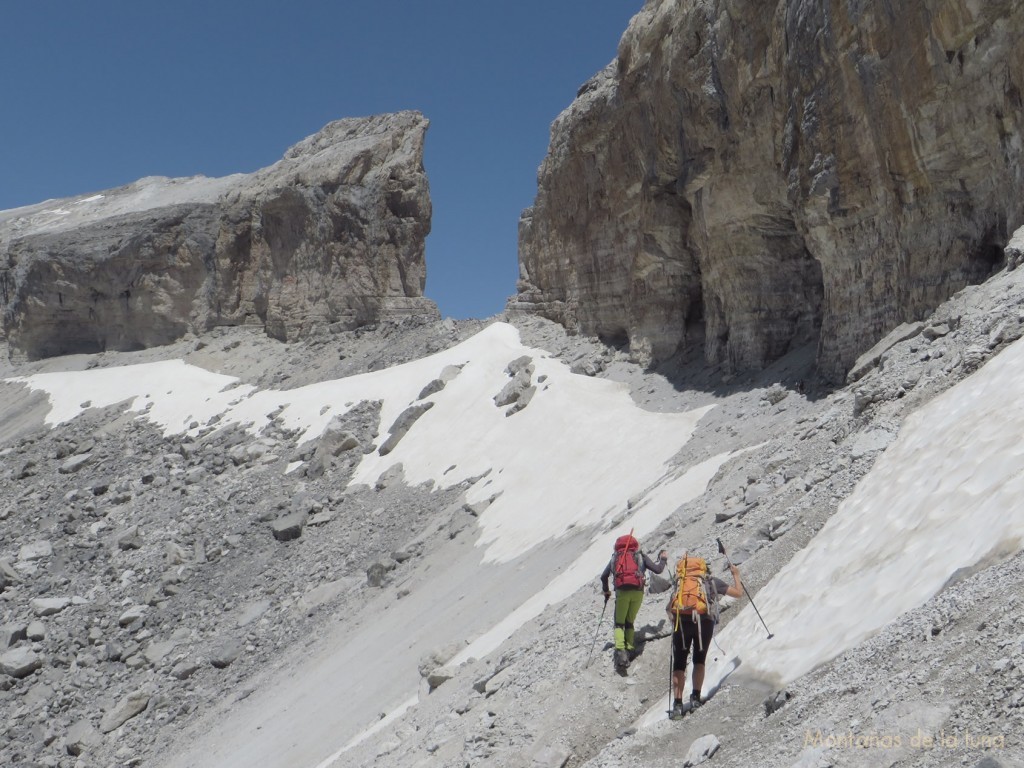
left=0, top=111, right=438, bottom=362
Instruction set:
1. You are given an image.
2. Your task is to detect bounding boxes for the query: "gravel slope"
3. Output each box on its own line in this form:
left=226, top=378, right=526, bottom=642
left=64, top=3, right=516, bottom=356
left=2, top=262, right=1024, bottom=768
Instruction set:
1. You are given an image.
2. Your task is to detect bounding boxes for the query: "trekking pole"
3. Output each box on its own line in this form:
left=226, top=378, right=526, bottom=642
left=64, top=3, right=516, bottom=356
left=716, top=538, right=774, bottom=639
left=584, top=596, right=609, bottom=669
left=667, top=623, right=673, bottom=717
left=668, top=611, right=679, bottom=717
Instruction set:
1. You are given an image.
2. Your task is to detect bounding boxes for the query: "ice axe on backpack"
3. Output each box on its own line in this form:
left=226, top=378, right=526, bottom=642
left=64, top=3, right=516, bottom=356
left=717, top=537, right=774, bottom=640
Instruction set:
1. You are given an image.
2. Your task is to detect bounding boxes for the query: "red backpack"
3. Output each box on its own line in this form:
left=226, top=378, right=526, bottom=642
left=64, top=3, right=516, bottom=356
left=611, top=535, right=644, bottom=589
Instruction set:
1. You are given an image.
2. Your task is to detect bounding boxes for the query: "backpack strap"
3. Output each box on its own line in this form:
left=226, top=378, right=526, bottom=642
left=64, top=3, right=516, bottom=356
left=705, top=575, right=721, bottom=624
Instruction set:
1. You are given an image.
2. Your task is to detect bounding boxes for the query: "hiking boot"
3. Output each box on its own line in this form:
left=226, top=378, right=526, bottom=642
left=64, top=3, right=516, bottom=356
left=614, top=649, right=629, bottom=668
left=670, top=701, right=685, bottom=720
left=689, top=693, right=703, bottom=710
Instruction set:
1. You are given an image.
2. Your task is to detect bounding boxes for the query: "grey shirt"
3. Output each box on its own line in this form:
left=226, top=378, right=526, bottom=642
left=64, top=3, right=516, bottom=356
left=706, top=576, right=731, bottom=603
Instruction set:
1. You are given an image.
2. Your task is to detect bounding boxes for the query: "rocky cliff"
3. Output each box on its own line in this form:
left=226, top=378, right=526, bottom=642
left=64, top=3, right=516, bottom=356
left=512, top=0, right=1024, bottom=381
left=0, top=111, right=438, bottom=361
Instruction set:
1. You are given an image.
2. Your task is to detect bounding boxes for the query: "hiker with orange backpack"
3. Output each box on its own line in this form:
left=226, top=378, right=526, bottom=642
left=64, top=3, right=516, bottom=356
left=599, top=534, right=668, bottom=671
left=666, top=553, right=742, bottom=718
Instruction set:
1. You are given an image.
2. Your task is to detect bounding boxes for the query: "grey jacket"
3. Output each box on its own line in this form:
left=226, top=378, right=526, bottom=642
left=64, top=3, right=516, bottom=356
left=600, top=551, right=667, bottom=592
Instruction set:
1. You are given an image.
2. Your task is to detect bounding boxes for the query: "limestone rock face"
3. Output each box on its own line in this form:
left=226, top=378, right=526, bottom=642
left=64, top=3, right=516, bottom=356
left=0, top=111, right=437, bottom=360
left=512, top=1, right=1024, bottom=381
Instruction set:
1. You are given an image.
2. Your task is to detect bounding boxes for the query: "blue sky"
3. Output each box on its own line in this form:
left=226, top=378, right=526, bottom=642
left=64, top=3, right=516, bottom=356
left=0, top=2, right=643, bottom=319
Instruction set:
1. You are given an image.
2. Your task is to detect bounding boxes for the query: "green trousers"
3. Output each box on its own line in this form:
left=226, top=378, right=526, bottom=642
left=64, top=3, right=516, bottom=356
left=613, top=588, right=644, bottom=651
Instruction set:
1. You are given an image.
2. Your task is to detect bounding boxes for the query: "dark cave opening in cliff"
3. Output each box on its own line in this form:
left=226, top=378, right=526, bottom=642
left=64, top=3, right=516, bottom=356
left=597, top=329, right=630, bottom=350
left=682, top=292, right=707, bottom=357
left=974, top=241, right=1007, bottom=276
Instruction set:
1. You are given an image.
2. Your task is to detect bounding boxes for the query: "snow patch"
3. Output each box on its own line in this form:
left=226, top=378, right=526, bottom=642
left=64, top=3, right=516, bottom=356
left=7, top=323, right=711, bottom=565
left=0, top=174, right=244, bottom=237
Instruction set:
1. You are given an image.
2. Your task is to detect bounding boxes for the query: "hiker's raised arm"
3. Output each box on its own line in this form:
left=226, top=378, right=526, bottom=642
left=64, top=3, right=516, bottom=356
left=725, top=564, right=743, bottom=598
left=643, top=549, right=669, bottom=574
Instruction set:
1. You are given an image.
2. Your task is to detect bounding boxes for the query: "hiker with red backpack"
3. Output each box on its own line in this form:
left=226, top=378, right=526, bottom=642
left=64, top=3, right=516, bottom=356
left=666, top=553, right=743, bottom=718
left=599, top=534, right=668, bottom=671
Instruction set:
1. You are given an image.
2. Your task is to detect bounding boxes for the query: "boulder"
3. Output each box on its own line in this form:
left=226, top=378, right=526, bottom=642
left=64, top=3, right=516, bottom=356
left=647, top=574, right=672, bottom=595
left=0, top=623, right=27, bottom=648
left=0, top=558, right=20, bottom=589
left=100, top=689, right=151, bottom=733
left=1005, top=226, right=1024, bottom=271
left=65, top=720, right=103, bottom=756
left=306, top=418, right=361, bottom=478
left=494, top=370, right=531, bottom=408
left=171, top=660, right=201, bottom=680
left=29, top=597, right=73, bottom=617
left=379, top=402, right=434, bottom=456
left=18, top=540, right=53, bottom=561
left=143, top=640, right=178, bottom=666
left=118, top=605, right=148, bottom=628
left=847, top=323, right=925, bottom=383
left=482, top=665, right=515, bottom=695
left=319, top=419, right=360, bottom=458
left=0, top=647, right=42, bottom=678
left=417, top=364, right=464, bottom=400
left=113, top=525, right=143, bottom=551
left=25, top=621, right=45, bottom=641
left=764, top=689, right=793, bottom=717
left=425, top=667, right=455, bottom=692
left=374, top=464, right=406, bottom=491
left=209, top=639, right=242, bottom=669
left=367, top=561, right=395, bottom=588
left=683, top=734, right=721, bottom=767
left=58, top=454, right=93, bottom=474
left=270, top=512, right=306, bottom=542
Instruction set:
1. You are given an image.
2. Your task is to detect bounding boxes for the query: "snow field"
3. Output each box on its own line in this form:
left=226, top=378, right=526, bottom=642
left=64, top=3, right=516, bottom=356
left=10, top=323, right=713, bottom=565
left=10, top=322, right=734, bottom=765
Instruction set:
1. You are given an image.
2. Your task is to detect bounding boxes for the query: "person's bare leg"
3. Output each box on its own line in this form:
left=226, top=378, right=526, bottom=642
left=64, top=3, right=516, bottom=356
left=673, top=669, right=686, bottom=699
left=692, top=663, right=705, bottom=697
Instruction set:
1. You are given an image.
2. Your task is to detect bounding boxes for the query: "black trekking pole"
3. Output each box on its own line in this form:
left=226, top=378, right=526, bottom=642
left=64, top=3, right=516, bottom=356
left=717, top=538, right=774, bottom=640
left=667, top=617, right=674, bottom=717
left=584, top=595, right=610, bottom=669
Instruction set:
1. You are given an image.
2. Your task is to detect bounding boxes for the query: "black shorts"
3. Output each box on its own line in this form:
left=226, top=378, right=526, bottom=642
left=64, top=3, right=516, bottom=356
left=672, top=613, right=715, bottom=670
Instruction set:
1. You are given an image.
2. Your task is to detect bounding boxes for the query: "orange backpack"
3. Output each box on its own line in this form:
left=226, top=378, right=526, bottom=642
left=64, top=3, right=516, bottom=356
left=670, top=554, right=710, bottom=615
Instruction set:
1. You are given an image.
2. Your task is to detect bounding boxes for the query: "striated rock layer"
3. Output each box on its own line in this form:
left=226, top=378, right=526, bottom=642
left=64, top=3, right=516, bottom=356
left=512, top=0, right=1024, bottom=381
left=0, top=111, right=438, bottom=360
